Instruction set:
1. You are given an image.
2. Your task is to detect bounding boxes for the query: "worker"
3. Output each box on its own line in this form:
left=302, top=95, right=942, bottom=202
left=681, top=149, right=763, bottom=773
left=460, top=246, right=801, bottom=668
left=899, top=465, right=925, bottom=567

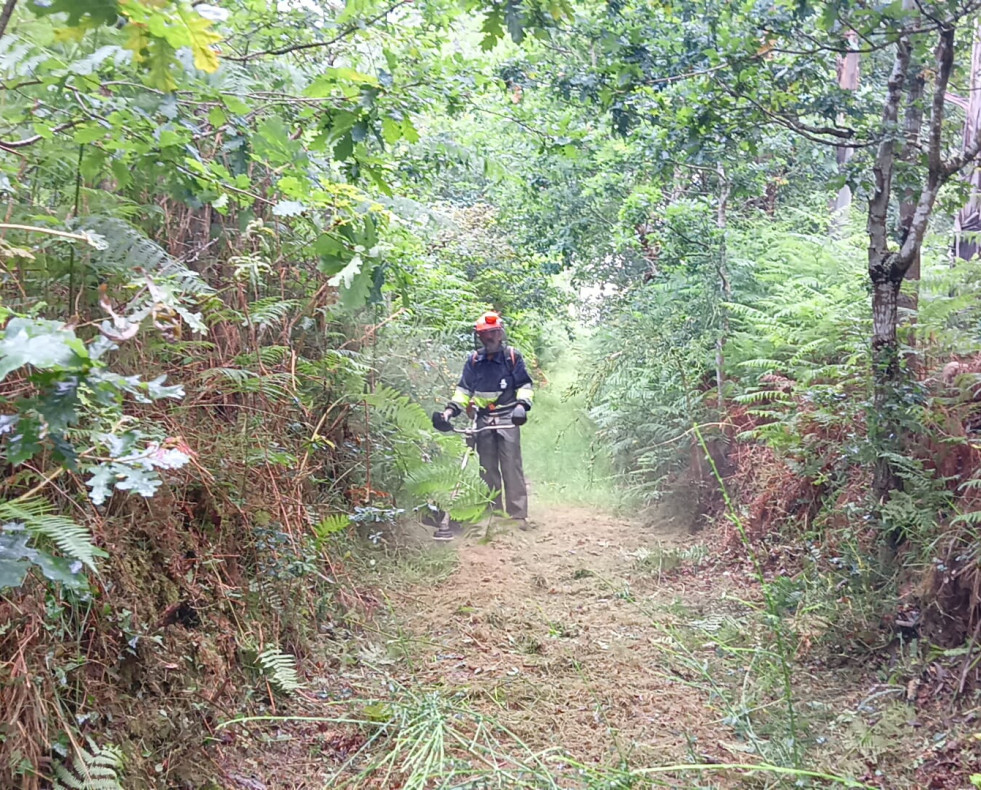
left=432, top=311, right=534, bottom=528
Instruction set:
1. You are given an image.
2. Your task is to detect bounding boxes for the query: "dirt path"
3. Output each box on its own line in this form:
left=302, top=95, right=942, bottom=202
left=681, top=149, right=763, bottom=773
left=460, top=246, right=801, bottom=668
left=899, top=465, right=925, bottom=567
left=389, top=504, right=727, bottom=768
left=218, top=504, right=749, bottom=789
left=222, top=503, right=972, bottom=789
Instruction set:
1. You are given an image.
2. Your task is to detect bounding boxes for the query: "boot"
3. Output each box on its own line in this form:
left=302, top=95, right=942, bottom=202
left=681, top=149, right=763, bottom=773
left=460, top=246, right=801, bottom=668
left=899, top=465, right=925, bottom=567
left=433, top=525, right=454, bottom=541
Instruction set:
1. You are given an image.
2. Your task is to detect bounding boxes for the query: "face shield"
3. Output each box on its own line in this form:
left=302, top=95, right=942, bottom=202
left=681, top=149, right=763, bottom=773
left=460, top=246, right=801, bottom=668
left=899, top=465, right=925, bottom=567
left=477, top=327, right=505, bottom=354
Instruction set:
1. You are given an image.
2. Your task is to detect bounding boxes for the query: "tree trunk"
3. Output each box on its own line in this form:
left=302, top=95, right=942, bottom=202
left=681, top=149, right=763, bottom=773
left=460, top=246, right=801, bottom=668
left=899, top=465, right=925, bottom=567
left=898, top=70, right=925, bottom=360
left=0, top=0, right=17, bottom=42
left=871, top=278, right=902, bottom=384
left=831, top=31, right=860, bottom=236
left=954, top=19, right=981, bottom=262
left=871, top=276, right=903, bottom=502
left=864, top=18, right=974, bottom=542
left=866, top=30, right=911, bottom=514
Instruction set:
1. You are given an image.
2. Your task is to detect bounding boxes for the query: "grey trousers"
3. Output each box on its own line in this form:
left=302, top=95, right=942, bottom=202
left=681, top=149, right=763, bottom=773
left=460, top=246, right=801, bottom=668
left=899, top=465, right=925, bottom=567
left=474, top=418, right=528, bottom=519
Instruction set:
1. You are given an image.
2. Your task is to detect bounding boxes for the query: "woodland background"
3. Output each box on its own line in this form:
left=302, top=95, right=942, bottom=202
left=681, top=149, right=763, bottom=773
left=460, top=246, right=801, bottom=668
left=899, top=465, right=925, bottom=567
left=4, top=0, right=981, bottom=787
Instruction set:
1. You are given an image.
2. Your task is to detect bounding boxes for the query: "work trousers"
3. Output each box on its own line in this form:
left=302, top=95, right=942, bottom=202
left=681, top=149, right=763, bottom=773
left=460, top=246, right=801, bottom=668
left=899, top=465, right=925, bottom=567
left=474, top=416, right=528, bottom=519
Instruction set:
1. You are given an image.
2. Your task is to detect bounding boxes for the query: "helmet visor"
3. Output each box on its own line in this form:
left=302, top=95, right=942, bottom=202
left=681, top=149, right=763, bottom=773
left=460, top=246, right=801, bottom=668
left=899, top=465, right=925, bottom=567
left=477, top=327, right=504, bottom=353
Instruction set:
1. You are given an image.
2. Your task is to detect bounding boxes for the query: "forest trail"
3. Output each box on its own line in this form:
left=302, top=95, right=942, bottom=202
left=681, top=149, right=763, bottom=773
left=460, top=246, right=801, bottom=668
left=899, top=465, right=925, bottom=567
left=378, top=349, right=736, bottom=769
left=388, top=504, right=721, bottom=765
left=219, top=502, right=767, bottom=790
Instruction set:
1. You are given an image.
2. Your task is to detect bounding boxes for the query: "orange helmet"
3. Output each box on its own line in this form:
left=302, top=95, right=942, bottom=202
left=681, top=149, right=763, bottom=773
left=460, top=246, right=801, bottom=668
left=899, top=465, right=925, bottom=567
left=474, top=311, right=503, bottom=332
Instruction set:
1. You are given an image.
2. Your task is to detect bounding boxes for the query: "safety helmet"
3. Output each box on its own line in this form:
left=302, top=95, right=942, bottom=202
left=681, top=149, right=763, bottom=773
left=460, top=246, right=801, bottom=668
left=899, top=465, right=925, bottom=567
left=474, top=311, right=504, bottom=332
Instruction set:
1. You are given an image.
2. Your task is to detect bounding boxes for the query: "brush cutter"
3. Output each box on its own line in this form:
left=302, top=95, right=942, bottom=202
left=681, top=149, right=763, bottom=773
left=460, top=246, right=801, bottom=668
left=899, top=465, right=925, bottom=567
left=432, top=415, right=516, bottom=541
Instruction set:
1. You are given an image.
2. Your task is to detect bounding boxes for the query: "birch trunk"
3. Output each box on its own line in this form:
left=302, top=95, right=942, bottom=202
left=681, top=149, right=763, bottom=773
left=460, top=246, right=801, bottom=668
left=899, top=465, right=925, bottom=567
left=831, top=31, right=860, bottom=236
left=954, top=19, right=981, bottom=262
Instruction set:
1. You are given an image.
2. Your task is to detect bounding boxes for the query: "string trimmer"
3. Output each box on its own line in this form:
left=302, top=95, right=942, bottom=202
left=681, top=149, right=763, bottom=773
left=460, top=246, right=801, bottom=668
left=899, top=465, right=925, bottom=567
left=432, top=414, right=516, bottom=541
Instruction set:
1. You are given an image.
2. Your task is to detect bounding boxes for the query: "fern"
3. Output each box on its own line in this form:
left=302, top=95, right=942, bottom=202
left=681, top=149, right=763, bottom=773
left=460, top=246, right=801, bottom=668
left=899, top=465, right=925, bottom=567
left=736, top=357, right=786, bottom=372
left=248, top=578, right=285, bottom=613
left=75, top=216, right=209, bottom=294
left=733, top=390, right=794, bottom=406
left=244, top=297, right=302, bottom=330
left=256, top=646, right=303, bottom=694
left=364, top=384, right=432, bottom=434
left=405, top=456, right=492, bottom=522
left=0, top=498, right=102, bottom=571
left=950, top=509, right=981, bottom=527
left=72, top=216, right=212, bottom=337
left=52, top=740, right=124, bottom=790
left=313, top=513, right=351, bottom=545
left=199, top=367, right=293, bottom=402
left=233, top=345, right=290, bottom=368
left=245, top=445, right=297, bottom=468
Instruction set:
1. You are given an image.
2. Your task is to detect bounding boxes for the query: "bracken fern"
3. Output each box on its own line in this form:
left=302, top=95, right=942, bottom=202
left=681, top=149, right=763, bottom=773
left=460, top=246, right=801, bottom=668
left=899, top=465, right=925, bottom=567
left=52, top=740, right=124, bottom=790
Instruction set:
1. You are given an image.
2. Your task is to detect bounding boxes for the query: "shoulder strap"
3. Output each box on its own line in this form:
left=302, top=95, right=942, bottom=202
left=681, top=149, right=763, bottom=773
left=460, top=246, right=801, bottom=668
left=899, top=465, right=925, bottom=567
left=469, top=348, right=515, bottom=371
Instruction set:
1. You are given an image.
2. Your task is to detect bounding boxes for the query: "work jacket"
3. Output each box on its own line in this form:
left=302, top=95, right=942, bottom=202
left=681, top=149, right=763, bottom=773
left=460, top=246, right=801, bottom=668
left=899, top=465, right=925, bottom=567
left=447, top=345, right=533, bottom=416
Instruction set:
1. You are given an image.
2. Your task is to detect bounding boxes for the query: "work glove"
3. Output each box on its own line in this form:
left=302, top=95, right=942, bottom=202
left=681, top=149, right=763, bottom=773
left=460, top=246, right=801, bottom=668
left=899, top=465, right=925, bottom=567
left=511, top=404, right=527, bottom=426
left=432, top=410, right=453, bottom=432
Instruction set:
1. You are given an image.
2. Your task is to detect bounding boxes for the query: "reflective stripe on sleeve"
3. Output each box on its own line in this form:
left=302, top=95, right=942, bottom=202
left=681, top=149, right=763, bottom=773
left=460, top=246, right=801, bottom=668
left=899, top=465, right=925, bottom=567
left=451, top=387, right=472, bottom=407
left=516, top=386, right=533, bottom=403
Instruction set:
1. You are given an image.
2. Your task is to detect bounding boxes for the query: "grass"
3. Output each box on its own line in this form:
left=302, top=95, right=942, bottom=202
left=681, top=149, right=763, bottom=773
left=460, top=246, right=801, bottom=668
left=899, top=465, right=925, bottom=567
left=383, top=544, right=459, bottom=586
left=633, top=543, right=709, bottom=580
left=218, top=684, right=877, bottom=789
left=522, top=342, right=619, bottom=510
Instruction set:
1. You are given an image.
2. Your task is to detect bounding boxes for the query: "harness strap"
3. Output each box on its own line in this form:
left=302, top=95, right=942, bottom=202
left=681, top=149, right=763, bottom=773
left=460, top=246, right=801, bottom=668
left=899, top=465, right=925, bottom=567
left=469, top=347, right=516, bottom=371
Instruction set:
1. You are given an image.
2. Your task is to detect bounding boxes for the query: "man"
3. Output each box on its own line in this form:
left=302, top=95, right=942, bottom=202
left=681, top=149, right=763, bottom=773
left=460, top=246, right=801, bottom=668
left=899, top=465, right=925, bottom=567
left=432, top=311, right=534, bottom=528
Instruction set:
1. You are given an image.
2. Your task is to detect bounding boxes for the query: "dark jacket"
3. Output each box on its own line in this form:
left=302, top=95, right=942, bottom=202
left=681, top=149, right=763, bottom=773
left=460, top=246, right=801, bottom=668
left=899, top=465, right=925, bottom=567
left=447, top=345, right=533, bottom=416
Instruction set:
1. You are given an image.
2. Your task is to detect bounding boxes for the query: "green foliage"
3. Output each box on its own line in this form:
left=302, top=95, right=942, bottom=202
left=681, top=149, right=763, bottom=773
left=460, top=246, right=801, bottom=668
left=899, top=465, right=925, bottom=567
left=876, top=453, right=954, bottom=545
left=365, top=384, right=433, bottom=438
left=314, top=514, right=353, bottom=546
left=26, top=0, right=222, bottom=89
left=199, top=367, right=293, bottom=403
left=0, top=311, right=190, bottom=592
left=405, top=456, right=493, bottom=523
left=362, top=383, right=495, bottom=522
left=580, top=239, right=723, bottom=500
left=0, top=309, right=191, bottom=501
left=521, top=337, right=617, bottom=508
left=0, top=498, right=105, bottom=585
left=15, top=0, right=981, bottom=782
left=77, top=216, right=210, bottom=294
left=725, top=219, right=869, bottom=385
left=51, top=740, right=124, bottom=790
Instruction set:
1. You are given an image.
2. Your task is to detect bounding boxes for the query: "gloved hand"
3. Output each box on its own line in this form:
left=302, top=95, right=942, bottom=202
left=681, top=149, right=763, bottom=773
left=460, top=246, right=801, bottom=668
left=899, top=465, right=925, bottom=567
left=432, top=410, right=453, bottom=432
left=511, top=404, right=527, bottom=426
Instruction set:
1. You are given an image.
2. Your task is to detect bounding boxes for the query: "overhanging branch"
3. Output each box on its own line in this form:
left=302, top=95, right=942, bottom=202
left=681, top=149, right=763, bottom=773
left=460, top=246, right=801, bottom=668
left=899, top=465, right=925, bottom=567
left=713, top=77, right=868, bottom=148
left=222, top=0, right=411, bottom=62
left=0, top=120, right=82, bottom=149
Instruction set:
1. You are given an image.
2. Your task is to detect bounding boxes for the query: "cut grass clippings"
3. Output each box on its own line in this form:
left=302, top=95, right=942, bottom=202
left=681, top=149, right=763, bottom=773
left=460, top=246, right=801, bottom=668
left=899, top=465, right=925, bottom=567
left=220, top=688, right=876, bottom=789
